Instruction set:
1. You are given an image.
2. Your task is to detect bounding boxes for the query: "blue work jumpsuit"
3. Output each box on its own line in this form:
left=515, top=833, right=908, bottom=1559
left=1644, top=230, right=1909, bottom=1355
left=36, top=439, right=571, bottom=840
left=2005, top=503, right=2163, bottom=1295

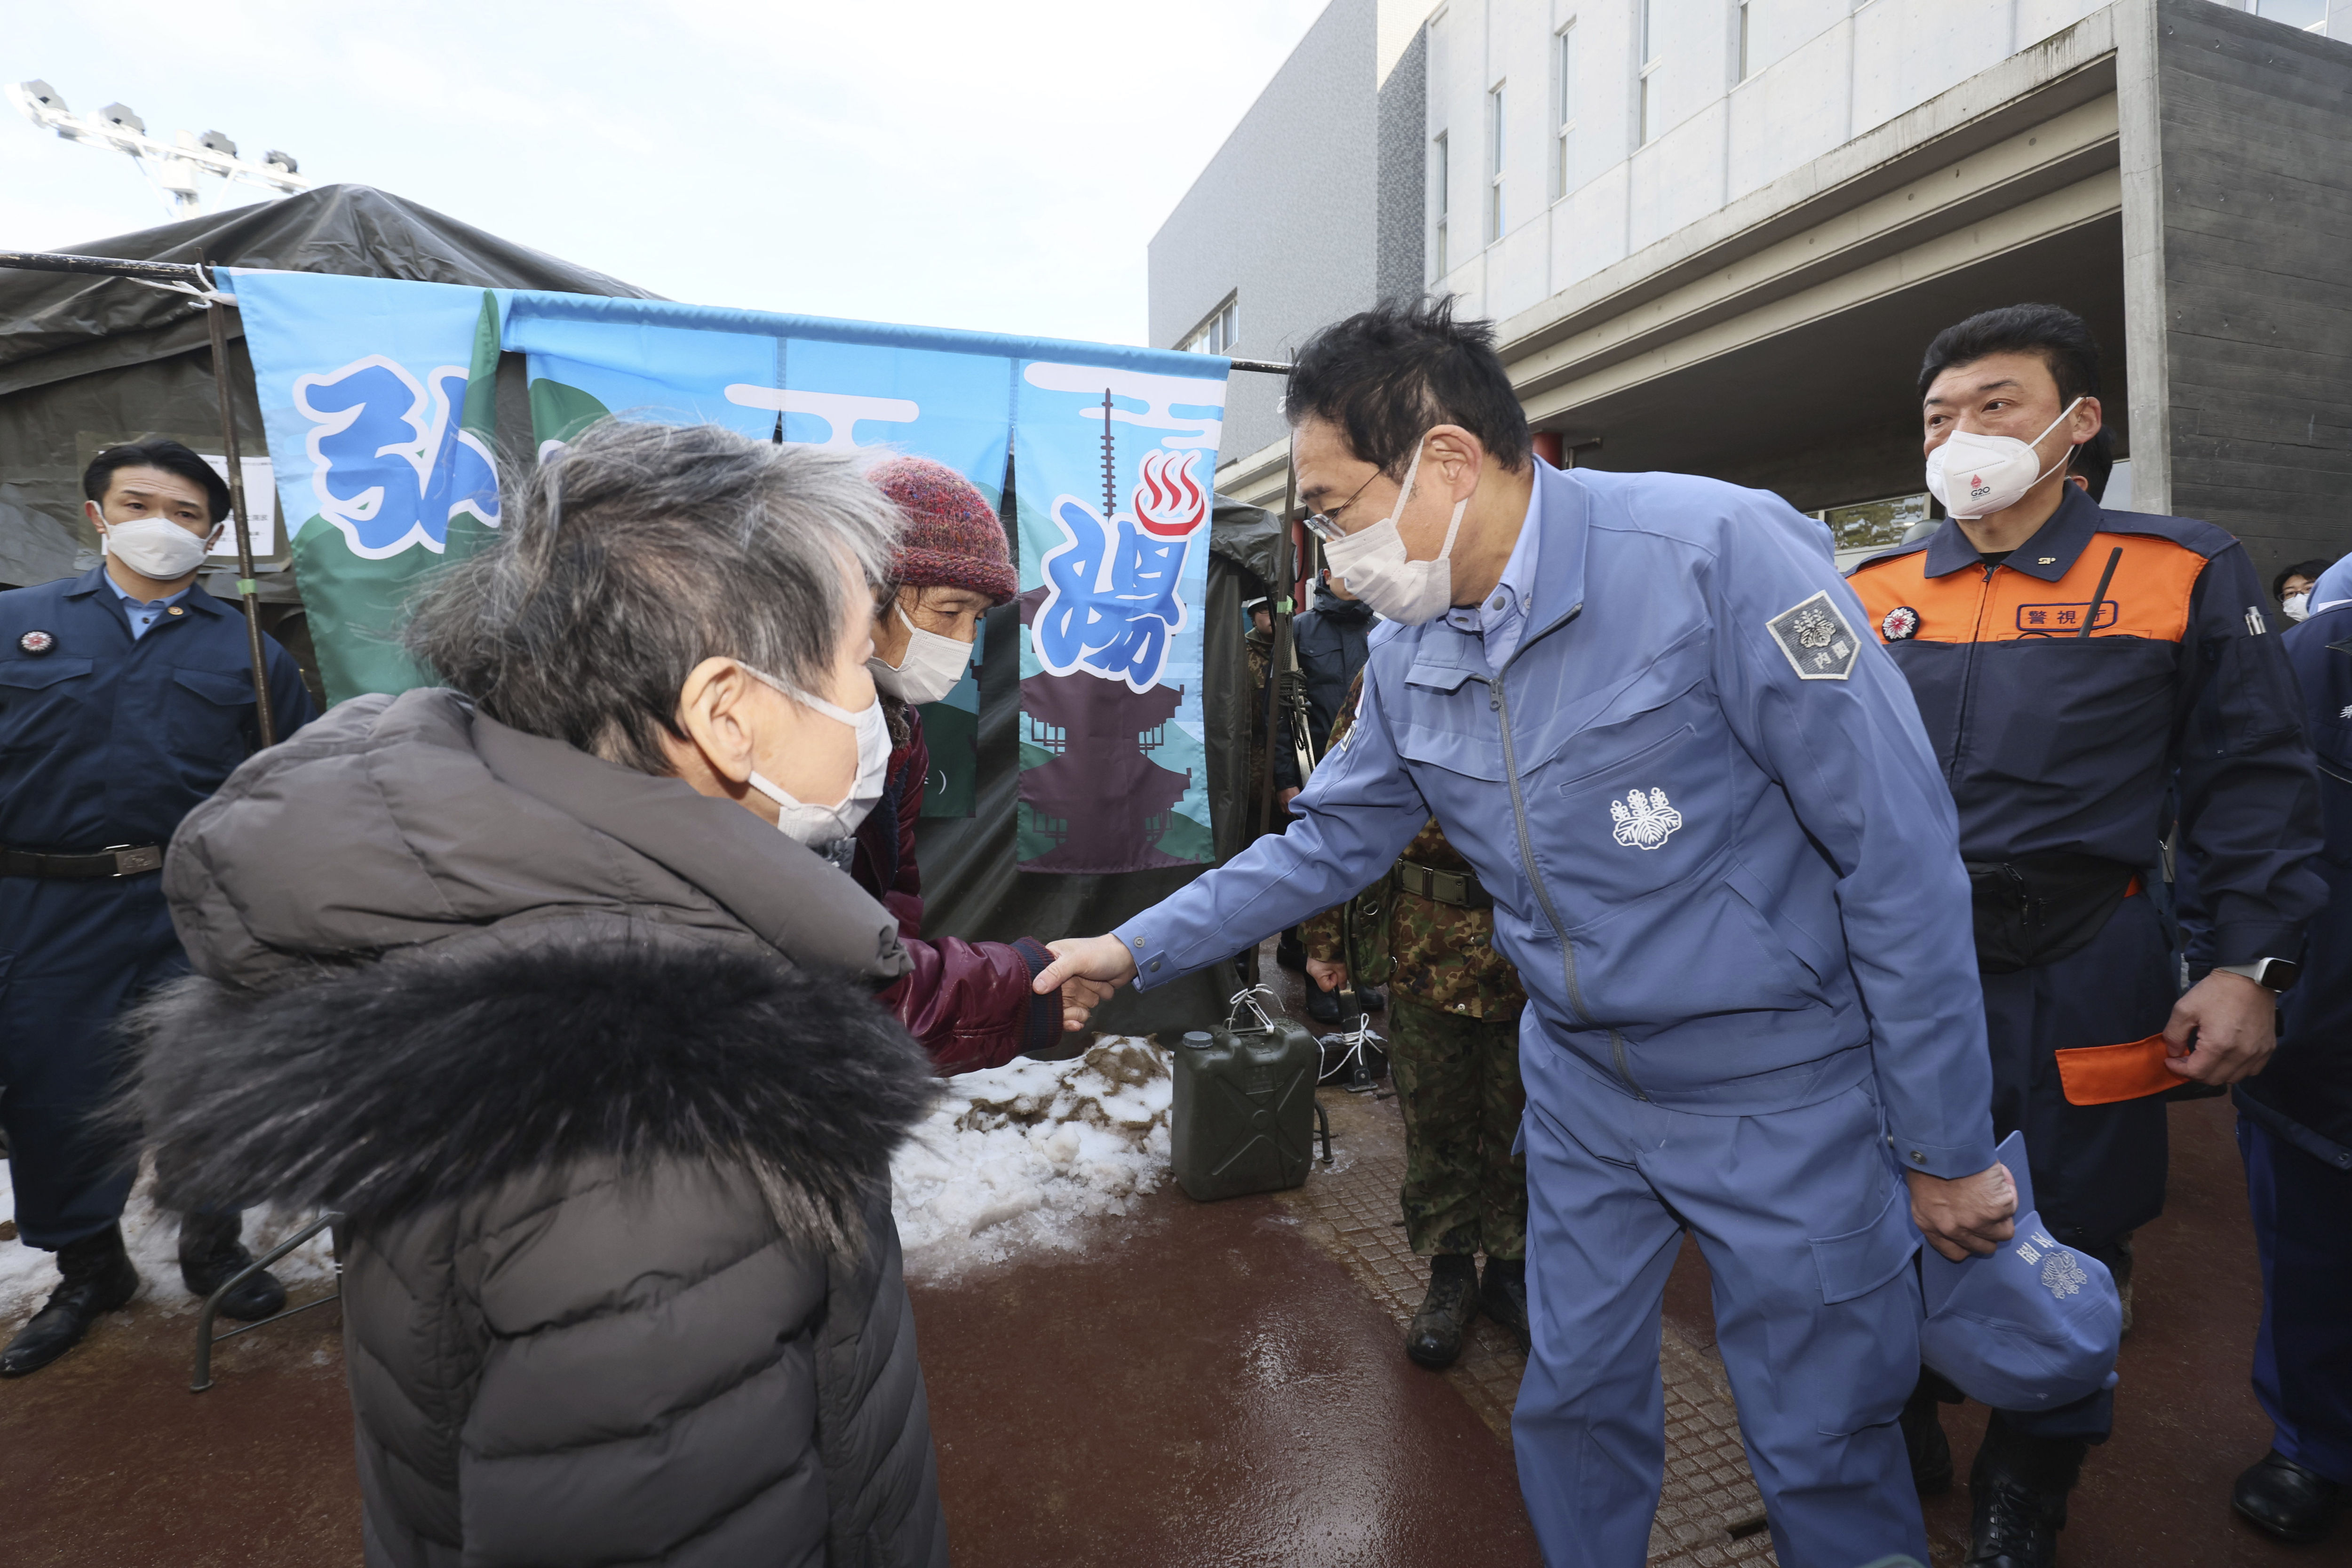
left=1120, top=462, right=1995, bottom=1568
left=0, top=567, right=313, bottom=1249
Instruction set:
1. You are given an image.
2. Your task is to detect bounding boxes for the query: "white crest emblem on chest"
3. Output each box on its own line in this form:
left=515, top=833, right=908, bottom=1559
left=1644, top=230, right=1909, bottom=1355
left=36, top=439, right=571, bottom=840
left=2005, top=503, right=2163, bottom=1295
left=2040, top=1250, right=2088, bottom=1300
left=1610, top=788, right=1684, bottom=850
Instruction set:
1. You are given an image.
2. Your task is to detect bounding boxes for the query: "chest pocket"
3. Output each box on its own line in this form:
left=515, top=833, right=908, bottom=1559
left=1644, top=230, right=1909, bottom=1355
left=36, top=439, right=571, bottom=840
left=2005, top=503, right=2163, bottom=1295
left=167, top=667, right=257, bottom=772
left=0, top=657, right=98, bottom=751
left=1393, top=658, right=1507, bottom=782
left=1549, top=714, right=1734, bottom=921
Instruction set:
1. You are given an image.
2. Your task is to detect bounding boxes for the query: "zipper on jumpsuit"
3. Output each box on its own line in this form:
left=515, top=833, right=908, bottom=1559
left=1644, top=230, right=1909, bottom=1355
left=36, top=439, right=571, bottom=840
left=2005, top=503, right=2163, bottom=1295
left=1490, top=608, right=1647, bottom=1099
left=1945, top=563, right=2000, bottom=784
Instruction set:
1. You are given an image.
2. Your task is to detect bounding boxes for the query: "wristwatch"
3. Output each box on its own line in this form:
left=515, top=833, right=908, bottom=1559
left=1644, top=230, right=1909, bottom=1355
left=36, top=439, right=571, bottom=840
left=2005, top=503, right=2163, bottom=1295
left=2212, top=957, right=2300, bottom=994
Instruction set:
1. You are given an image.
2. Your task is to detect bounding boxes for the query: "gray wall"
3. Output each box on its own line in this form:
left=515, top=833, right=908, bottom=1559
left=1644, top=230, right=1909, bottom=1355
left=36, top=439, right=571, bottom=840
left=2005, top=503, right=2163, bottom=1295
left=2151, top=0, right=2352, bottom=576
left=1375, top=24, right=1428, bottom=307
left=1148, top=0, right=1379, bottom=465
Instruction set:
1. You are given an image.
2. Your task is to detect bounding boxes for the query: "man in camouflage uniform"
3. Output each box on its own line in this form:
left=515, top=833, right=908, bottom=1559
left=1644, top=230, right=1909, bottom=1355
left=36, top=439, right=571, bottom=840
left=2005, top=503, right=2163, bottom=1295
left=1305, top=671, right=1529, bottom=1368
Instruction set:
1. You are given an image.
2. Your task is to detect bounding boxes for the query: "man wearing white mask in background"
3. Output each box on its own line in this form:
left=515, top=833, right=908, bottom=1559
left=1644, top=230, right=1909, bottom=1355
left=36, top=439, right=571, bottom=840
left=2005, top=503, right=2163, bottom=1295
left=1848, top=303, right=2323, bottom=1568
left=0, top=439, right=314, bottom=1377
left=1037, top=298, right=2015, bottom=1568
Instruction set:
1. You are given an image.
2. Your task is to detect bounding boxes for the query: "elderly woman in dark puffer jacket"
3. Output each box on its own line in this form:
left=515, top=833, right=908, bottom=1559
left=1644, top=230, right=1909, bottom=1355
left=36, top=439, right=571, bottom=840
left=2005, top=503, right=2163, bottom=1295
left=130, top=420, right=949, bottom=1568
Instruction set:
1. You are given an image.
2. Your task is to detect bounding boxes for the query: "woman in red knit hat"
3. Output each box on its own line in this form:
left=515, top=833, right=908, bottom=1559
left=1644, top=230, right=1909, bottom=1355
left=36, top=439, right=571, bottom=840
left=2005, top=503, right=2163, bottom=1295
left=855, top=455, right=1110, bottom=1072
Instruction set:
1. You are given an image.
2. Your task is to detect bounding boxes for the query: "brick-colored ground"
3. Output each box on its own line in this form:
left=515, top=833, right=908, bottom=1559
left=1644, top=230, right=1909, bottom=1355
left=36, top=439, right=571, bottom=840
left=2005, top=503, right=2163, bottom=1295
left=1278, top=1076, right=1776, bottom=1566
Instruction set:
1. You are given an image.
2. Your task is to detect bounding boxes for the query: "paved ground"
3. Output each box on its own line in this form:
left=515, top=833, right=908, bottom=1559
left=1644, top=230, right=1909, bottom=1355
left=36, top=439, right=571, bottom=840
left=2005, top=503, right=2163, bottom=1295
left=0, top=970, right=2327, bottom=1565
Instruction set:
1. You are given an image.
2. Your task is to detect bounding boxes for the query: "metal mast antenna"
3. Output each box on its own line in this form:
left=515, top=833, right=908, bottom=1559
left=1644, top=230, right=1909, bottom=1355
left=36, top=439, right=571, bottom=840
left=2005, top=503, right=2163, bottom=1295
left=1101, top=389, right=1117, bottom=520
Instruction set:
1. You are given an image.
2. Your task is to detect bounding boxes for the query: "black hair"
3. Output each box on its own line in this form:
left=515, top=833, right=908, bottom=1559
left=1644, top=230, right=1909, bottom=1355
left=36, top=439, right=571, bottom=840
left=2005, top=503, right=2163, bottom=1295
left=1286, top=296, right=1530, bottom=477
left=2068, top=427, right=2114, bottom=502
left=2274, top=558, right=2334, bottom=604
left=1918, top=303, right=2103, bottom=409
left=83, top=438, right=231, bottom=524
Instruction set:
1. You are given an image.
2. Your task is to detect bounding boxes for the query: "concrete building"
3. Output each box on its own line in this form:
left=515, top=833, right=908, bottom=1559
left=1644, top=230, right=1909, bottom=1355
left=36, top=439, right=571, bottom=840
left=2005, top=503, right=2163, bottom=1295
left=1162, top=0, right=2352, bottom=581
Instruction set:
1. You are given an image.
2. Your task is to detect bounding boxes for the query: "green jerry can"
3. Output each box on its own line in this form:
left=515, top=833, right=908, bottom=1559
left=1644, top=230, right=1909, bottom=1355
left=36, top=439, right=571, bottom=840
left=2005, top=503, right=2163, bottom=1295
left=1169, top=1022, right=1320, bottom=1202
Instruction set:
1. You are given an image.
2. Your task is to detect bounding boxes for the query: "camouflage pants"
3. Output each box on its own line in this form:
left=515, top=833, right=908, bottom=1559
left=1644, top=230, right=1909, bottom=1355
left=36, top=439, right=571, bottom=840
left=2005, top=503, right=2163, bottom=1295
left=1390, top=998, right=1527, bottom=1260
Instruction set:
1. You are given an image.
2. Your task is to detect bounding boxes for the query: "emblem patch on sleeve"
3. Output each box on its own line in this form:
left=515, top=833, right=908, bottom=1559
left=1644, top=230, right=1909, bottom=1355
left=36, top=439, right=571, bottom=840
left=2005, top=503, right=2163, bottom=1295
left=1766, top=591, right=1860, bottom=681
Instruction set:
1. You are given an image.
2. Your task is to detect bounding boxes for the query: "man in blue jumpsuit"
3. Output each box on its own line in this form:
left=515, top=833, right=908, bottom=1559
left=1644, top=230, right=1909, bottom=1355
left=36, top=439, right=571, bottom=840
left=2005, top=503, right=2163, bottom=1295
left=0, top=439, right=315, bottom=1377
left=1849, top=304, right=2323, bottom=1567
left=1037, top=300, right=2017, bottom=1568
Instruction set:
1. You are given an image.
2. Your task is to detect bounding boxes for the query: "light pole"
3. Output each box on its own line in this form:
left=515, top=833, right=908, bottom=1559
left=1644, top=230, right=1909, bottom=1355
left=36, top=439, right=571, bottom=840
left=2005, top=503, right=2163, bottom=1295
left=6, top=80, right=311, bottom=218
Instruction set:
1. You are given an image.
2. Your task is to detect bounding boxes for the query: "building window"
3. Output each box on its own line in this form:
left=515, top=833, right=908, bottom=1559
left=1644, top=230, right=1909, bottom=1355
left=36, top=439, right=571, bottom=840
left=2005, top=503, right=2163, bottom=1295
left=2251, top=0, right=2326, bottom=29
left=1486, top=84, right=1506, bottom=241
left=1638, top=0, right=1663, bottom=145
left=1433, top=132, right=1449, bottom=276
left=1181, top=295, right=1238, bottom=356
left=1554, top=22, right=1578, bottom=199
left=1736, top=0, right=1752, bottom=80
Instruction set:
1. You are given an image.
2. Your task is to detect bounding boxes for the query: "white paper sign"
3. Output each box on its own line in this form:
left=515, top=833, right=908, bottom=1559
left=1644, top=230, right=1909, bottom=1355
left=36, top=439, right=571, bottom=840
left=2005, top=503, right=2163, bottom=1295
left=199, top=455, right=279, bottom=556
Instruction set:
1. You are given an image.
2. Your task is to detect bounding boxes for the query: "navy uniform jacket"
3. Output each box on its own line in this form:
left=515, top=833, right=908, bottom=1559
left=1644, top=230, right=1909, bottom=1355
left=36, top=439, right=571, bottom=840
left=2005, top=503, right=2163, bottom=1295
left=1272, top=585, right=1377, bottom=791
left=0, top=567, right=315, bottom=853
left=1120, top=462, right=1997, bottom=1178
left=2238, top=604, right=2352, bottom=1170
left=1848, top=488, right=2322, bottom=965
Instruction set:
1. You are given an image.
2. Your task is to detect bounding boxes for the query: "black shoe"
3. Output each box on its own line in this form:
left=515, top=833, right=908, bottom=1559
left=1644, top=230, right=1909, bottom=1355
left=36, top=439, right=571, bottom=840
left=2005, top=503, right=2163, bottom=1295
left=1275, top=930, right=1307, bottom=972
left=179, top=1212, right=287, bottom=1322
left=1359, top=985, right=1385, bottom=1013
left=0, top=1224, right=140, bottom=1377
left=1966, top=1422, right=2084, bottom=1568
left=1480, top=1257, right=1529, bottom=1353
left=1902, top=1381, right=1953, bottom=1496
left=1406, top=1255, right=1478, bottom=1369
left=2233, top=1449, right=2344, bottom=1543
left=1304, top=984, right=1344, bottom=1024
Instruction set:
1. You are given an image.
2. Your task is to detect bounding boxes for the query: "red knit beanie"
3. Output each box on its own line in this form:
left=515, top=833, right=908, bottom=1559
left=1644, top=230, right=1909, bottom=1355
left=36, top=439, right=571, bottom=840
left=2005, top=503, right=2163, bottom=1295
left=870, top=455, right=1017, bottom=604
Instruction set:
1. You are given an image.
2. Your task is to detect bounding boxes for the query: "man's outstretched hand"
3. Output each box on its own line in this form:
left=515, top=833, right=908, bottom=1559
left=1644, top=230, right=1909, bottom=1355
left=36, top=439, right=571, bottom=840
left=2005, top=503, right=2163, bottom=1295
left=1907, top=1161, right=2018, bottom=1262
left=1033, top=935, right=1139, bottom=1011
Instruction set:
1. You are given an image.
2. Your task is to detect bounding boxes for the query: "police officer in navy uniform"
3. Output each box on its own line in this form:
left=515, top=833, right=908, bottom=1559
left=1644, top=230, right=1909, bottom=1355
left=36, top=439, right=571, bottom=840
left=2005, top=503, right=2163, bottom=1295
left=0, top=439, right=316, bottom=1377
left=1037, top=299, right=2016, bottom=1568
left=1847, top=304, right=2324, bottom=1567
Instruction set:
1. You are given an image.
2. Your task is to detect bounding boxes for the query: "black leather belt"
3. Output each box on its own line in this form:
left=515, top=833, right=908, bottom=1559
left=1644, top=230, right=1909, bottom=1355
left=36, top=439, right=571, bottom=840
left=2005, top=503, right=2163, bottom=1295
left=1395, top=860, right=1491, bottom=909
left=0, top=844, right=166, bottom=879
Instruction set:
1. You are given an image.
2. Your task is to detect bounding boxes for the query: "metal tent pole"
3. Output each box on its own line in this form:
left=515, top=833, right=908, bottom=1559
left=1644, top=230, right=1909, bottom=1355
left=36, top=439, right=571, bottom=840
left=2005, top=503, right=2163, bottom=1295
left=195, top=248, right=276, bottom=746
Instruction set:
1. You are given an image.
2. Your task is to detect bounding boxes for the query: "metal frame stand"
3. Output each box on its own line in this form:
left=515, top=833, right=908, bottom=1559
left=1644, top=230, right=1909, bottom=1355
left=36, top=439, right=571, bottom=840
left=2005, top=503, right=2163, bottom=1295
left=191, top=1210, right=344, bottom=1392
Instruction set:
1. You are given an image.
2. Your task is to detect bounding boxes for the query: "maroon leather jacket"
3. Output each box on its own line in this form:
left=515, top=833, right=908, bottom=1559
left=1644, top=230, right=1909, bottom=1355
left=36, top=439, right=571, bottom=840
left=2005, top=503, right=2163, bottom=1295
left=854, top=704, right=1057, bottom=1074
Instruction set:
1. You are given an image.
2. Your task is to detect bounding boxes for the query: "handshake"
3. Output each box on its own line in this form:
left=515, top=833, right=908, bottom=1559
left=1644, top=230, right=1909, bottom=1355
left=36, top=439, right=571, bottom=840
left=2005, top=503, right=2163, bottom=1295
left=1031, top=934, right=1142, bottom=1032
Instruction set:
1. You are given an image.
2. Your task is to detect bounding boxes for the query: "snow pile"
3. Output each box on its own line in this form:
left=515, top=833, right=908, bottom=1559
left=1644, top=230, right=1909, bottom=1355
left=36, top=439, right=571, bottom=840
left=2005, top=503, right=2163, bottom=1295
left=0, top=1160, right=339, bottom=1331
left=891, top=1035, right=1172, bottom=1278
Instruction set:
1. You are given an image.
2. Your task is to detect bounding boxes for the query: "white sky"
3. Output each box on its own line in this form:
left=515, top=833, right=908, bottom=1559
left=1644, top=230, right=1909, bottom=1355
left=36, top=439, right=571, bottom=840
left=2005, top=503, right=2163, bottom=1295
left=0, top=1, right=1327, bottom=347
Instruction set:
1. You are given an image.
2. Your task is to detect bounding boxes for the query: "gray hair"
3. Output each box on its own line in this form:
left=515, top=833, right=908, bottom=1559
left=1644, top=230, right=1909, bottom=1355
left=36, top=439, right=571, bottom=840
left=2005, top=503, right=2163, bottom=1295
left=405, top=418, right=900, bottom=774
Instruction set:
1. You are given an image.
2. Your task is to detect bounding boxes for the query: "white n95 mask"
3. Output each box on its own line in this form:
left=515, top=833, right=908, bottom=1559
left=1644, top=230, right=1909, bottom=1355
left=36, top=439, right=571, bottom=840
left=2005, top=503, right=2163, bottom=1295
left=102, top=516, right=214, bottom=580
left=1318, top=435, right=1469, bottom=626
left=1925, top=398, right=2086, bottom=520
left=868, top=603, right=973, bottom=705
left=739, top=666, right=891, bottom=851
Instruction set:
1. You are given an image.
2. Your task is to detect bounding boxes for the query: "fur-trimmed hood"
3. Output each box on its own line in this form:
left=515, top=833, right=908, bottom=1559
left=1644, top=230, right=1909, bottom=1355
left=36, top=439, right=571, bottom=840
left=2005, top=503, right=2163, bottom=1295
left=132, top=934, right=937, bottom=1238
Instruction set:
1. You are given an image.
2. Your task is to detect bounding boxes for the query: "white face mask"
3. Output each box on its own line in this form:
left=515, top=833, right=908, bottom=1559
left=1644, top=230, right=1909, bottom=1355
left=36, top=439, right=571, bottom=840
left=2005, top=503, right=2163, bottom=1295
left=868, top=603, right=973, bottom=705
left=1317, top=435, right=1470, bottom=626
left=2283, top=592, right=2312, bottom=624
left=1924, top=398, right=2085, bottom=520
left=101, top=515, right=214, bottom=580
left=739, top=666, right=892, bottom=852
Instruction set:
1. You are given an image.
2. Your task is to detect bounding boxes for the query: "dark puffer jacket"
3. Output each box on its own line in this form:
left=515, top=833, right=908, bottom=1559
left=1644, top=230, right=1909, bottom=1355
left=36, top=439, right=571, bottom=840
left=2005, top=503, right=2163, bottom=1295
left=133, top=688, right=951, bottom=1568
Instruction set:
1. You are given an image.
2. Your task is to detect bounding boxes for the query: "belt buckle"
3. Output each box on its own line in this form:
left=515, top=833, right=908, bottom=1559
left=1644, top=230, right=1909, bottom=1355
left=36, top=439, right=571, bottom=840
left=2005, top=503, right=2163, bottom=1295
left=1433, top=869, right=1469, bottom=905
left=102, top=843, right=163, bottom=877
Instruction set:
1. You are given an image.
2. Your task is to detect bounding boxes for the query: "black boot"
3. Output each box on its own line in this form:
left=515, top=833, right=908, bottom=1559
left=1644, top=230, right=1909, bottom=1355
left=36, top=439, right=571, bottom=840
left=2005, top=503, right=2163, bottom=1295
left=1902, top=1378, right=1954, bottom=1495
left=0, top=1224, right=139, bottom=1377
left=1967, top=1419, right=2086, bottom=1568
left=1406, top=1254, right=1478, bottom=1369
left=178, top=1212, right=287, bottom=1322
left=1480, top=1256, right=1529, bottom=1353
left=2233, top=1450, right=2344, bottom=1543
left=1304, top=983, right=1344, bottom=1024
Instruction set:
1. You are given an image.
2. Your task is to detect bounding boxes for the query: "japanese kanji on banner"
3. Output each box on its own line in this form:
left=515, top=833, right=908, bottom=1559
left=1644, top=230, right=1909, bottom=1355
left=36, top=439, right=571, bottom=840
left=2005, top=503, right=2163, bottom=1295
left=1012, top=361, right=1224, bottom=872
left=228, top=269, right=1229, bottom=861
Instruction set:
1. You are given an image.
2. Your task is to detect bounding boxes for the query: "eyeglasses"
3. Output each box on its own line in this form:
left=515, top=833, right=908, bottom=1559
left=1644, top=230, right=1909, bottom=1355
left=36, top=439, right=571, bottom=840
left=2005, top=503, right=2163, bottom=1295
left=1300, top=469, right=1381, bottom=543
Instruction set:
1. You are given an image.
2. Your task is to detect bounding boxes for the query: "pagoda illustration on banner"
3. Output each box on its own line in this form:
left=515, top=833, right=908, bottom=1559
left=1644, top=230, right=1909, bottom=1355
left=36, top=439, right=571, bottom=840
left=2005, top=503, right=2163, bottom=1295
left=1016, top=394, right=1208, bottom=872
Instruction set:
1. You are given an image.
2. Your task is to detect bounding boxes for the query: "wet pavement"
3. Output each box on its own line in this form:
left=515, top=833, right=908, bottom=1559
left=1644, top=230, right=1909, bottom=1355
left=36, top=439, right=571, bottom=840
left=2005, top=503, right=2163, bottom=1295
left=0, top=1004, right=2331, bottom=1566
